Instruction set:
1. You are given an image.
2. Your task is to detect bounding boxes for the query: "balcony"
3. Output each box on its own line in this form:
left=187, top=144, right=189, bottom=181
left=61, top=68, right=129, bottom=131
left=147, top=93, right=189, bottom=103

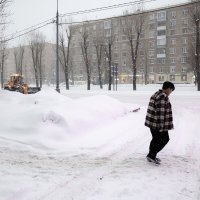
left=157, top=53, right=166, bottom=58
left=157, top=26, right=166, bottom=30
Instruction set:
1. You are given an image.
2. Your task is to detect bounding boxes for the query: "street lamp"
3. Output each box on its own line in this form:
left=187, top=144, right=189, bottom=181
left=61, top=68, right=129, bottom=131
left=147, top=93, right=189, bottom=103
left=56, top=0, right=60, bottom=93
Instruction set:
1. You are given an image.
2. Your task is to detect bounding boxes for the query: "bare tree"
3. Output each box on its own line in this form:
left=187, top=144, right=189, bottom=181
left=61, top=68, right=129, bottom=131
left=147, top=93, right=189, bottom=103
left=188, top=37, right=197, bottom=84
left=29, top=32, right=45, bottom=88
left=143, top=43, right=148, bottom=85
left=122, top=8, right=145, bottom=90
left=93, top=35, right=104, bottom=89
left=14, top=45, right=25, bottom=75
left=69, top=58, right=74, bottom=85
left=190, top=0, right=200, bottom=90
left=0, top=0, right=11, bottom=22
left=0, top=0, right=12, bottom=39
left=80, top=22, right=91, bottom=90
left=0, top=0, right=12, bottom=88
left=59, top=23, right=73, bottom=90
left=104, top=20, right=115, bottom=90
left=0, top=40, right=7, bottom=88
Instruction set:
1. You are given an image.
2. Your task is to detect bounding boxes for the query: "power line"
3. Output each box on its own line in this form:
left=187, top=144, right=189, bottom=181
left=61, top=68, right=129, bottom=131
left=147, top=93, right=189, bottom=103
left=5, top=18, right=55, bottom=38
left=4, top=21, right=53, bottom=42
left=60, top=0, right=155, bottom=26
left=4, top=0, right=156, bottom=43
left=60, top=0, right=155, bottom=18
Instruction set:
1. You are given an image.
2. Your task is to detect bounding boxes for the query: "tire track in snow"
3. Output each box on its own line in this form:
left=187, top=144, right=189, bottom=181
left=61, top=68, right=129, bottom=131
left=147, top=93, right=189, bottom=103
left=37, top=128, right=149, bottom=200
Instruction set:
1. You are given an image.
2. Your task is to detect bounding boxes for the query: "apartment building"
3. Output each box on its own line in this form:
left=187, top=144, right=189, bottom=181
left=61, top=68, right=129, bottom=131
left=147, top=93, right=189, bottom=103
left=70, top=2, right=196, bottom=84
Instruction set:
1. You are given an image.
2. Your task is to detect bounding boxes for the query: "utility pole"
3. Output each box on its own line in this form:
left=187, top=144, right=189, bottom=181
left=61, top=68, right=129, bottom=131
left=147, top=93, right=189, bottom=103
left=112, top=65, right=115, bottom=91
left=56, top=0, right=60, bottom=92
left=0, top=48, right=2, bottom=89
left=115, top=64, right=118, bottom=91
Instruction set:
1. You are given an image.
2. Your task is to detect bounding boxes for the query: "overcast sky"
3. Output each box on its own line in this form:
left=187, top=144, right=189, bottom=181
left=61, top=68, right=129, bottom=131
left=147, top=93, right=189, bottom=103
left=7, top=0, right=189, bottom=46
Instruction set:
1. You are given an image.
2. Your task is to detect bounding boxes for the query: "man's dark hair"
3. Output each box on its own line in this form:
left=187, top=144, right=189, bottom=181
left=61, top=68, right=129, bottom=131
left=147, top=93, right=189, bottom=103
left=162, top=81, right=175, bottom=91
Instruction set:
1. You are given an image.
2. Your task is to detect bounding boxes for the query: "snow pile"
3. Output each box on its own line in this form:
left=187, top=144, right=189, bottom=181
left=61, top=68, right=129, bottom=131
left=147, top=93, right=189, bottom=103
left=0, top=89, right=138, bottom=151
left=0, top=85, right=200, bottom=200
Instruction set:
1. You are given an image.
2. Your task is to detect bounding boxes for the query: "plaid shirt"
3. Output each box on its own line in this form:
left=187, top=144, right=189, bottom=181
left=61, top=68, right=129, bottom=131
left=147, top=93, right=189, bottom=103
left=145, top=89, right=174, bottom=132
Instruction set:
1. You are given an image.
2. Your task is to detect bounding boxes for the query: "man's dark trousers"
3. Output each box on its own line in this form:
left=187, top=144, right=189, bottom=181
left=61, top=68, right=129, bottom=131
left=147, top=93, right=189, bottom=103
left=147, top=128, right=169, bottom=159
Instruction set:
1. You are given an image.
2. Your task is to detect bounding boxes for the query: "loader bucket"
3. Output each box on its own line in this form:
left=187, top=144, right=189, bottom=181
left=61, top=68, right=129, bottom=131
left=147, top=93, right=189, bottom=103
left=28, top=87, right=41, bottom=94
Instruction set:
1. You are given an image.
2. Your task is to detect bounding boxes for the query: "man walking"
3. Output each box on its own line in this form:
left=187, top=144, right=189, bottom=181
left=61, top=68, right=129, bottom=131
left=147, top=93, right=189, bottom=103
left=145, top=81, right=175, bottom=165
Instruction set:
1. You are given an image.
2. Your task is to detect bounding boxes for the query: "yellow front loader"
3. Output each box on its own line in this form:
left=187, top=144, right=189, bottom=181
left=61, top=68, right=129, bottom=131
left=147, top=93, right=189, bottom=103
left=4, top=74, right=40, bottom=94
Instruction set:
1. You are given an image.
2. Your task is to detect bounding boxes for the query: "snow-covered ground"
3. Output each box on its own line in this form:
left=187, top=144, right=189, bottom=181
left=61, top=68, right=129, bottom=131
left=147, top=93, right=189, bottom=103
left=0, top=84, right=200, bottom=200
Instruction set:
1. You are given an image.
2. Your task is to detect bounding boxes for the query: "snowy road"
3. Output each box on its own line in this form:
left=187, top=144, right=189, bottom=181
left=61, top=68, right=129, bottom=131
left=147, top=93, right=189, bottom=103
left=0, top=85, right=200, bottom=200
left=0, top=135, right=199, bottom=200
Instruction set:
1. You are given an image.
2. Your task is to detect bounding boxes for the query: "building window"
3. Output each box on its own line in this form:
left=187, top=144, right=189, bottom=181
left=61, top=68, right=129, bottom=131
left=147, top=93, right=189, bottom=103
left=139, top=67, right=145, bottom=73
left=149, top=23, right=156, bottom=30
left=170, top=58, right=176, bottom=64
left=122, top=60, right=126, bottom=66
left=157, top=11, right=166, bottom=21
left=93, top=25, right=96, bottom=30
left=182, top=19, right=188, bottom=27
left=182, top=9, right=188, bottom=16
left=139, top=42, right=144, bottom=48
left=170, top=66, right=175, bottom=73
left=114, top=53, right=118, bottom=58
left=149, top=13, right=157, bottom=20
left=149, top=41, right=155, bottom=48
left=114, top=28, right=118, bottom=34
left=122, top=52, right=126, bottom=57
left=122, top=43, right=127, bottom=49
left=149, top=59, right=155, bottom=64
left=182, top=47, right=188, bottom=54
left=122, top=35, right=127, bottom=40
left=181, top=57, right=188, bottom=63
left=150, top=66, right=154, bottom=73
left=122, top=27, right=126, bottom=33
left=159, top=75, right=164, bottom=81
left=149, top=31, right=156, bottom=38
left=140, top=34, right=144, bottom=39
left=104, top=21, right=111, bottom=29
left=181, top=75, right=187, bottom=81
left=181, top=67, right=187, bottom=73
left=182, top=28, right=188, bottom=34
left=121, top=19, right=126, bottom=25
left=170, top=30, right=176, bottom=35
left=170, top=20, right=176, bottom=27
left=170, top=47, right=176, bottom=54
left=170, top=75, right=175, bottom=81
left=157, top=58, right=166, bottom=64
left=140, top=63, right=144, bottom=68
left=192, top=27, right=196, bottom=33
left=92, top=54, right=96, bottom=60
left=170, top=11, right=176, bottom=18
left=157, top=48, right=166, bottom=54
left=157, top=38, right=166, bottom=46
left=113, top=21, right=118, bottom=26
left=140, top=50, right=145, bottom=56
left=141, top=25, right=145, bottom=32
left=157, top=30, right=166, bottom=36
left=171, top=38, right=176, bottom=45
left=157, top=21, right=166, bottom=26
left=105, top=29, right=111, bottom=37
left=131, top=25, right=136, bottom=32
left=182, top=37, right=188, bottom=44
left=149, top=50, right=155, bottom=57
